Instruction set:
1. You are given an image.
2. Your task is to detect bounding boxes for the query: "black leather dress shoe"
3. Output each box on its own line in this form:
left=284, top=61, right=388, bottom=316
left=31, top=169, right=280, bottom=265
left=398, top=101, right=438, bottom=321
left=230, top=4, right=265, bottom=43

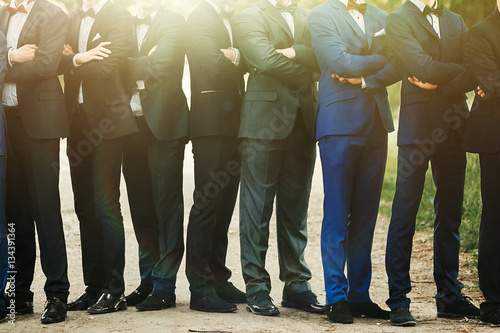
left=481, top=308, right=500, bottom=325
left=87, top=293, right=127, bottom=315
left=246, top=291, right=280, bottom=316
left=216, top=282, right=246, bottom=304
left=347, top=301, right=390, bottom=319
left=327, top=300, right=354, bottom=324
left=125, top=285, right=152, bottom=307
left=6, top=299, right=33, bottom=315
left=437, top=295, right=480, bottom=319
left=0, top=309, right=6, bottom=323
left=136, top=294, right=175, bottom=311
left=41, top=297, right=67, bottom=324
left=67, top=291, right=98, bottom=311
left=282, top=291, right=325, bottom=314
left=390, top=307, right=416, bottom=326
left=190, top=293, right=237, bottom=313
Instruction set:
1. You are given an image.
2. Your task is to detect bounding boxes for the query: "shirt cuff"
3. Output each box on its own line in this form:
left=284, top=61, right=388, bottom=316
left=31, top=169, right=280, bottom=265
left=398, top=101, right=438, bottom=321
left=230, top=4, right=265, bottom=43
left=73, top=54, right=82, bottom=68
left=7, top=48, right=14, bottom=67
left=361, top=77, right=367, bottom=89
left=230, top=47, right=241, bottom=67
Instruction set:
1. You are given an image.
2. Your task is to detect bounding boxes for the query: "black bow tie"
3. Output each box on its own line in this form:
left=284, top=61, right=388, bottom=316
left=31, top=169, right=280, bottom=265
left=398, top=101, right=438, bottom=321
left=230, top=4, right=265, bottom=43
left=220, top=9, right=234, bottom=20
left=133, top=15, right=153, bottom=26
left=423, top=5, right=444, bottom=17
left=276, top=3, right=297, bottom=14
left=78, top=8, right=95, bottom=19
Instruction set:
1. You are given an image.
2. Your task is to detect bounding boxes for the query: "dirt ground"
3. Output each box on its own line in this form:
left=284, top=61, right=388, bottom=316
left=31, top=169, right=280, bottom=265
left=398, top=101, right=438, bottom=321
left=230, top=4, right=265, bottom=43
left=5, top=138, right=497, bottom=333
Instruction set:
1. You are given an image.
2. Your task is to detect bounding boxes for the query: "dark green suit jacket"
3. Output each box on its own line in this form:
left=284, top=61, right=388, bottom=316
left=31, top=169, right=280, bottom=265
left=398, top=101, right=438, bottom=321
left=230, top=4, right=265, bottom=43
left=232, top=0, right=319, bottom=140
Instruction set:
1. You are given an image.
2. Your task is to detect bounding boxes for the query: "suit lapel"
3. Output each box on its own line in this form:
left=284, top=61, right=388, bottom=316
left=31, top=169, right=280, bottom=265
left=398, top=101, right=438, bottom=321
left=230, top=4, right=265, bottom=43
left=87, top=1, right=113, bottom=50
left=139, top=8, right=164, bottom=54
left=405, top=0, right=440, bottom=41
left=438, top=10, right=453, bottom=57
left=203, top=2, right=231, bottom=47
left=331, top=0, right=367, bottom=42
left=18, top=0, right=44, bottom=47
left=364, top=6, right=377, bottom=50
left=260, top=0, right=293, bottom=42
left=0, top=8, right=9, bottom=35
left=293, top=8, right=305, bottom=43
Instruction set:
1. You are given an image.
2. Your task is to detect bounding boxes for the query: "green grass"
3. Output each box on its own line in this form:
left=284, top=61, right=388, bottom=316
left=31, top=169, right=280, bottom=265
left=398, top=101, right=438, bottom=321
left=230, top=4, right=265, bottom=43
left=380, top=86, right=481, bottom=256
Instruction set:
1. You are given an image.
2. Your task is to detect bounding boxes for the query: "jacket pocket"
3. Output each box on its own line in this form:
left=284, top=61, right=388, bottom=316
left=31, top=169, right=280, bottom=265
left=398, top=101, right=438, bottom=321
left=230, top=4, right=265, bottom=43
left=401, top=92, right=431, bottom=107
left=245, top=91, right=278, bottom=102
left=323, top=89, right=356, bottom=106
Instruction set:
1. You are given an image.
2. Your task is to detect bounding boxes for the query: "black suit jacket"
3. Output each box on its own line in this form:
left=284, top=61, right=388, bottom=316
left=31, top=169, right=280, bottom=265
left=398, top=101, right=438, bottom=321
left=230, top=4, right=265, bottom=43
left=232, top=0, right=319, bottom=140
left=60, top=1, right=137, bottom=140
left=186, top=1, right=244, bottom=139
left=463, top=8, right=500, bottom=154
left=386, top=0, right=474, bottom=145
left=0, top=0, right=68, bottom=139
left=127, top=7, right=188, bottom=141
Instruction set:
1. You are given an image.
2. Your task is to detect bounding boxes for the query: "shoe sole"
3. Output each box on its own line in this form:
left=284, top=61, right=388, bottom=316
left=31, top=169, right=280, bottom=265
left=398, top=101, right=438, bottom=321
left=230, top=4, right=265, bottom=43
left=438, top=313, right=480, bottom=319
left=41, top=317, right=66, bottom=324
left=87, top=303, right=127, bottom=315
left=480, top=321, right=500, bottom=326
left=136, top=303, right=176, bottom=311
left=281, top=300, right=325, bottom=314
left=190, top=305, right=237, bottom=313
left=246, top=304, right=280, bottom=316
left=391, top=320, right=417, bottom=327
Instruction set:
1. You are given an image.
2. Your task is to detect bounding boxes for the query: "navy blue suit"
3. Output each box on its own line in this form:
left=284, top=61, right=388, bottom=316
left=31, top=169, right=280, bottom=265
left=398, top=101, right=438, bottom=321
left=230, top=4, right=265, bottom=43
left=0, top=32, right=7, bottom=316
left=309, top=0, right=398, bottom=305
left=385, top=0, right=474, bottom=310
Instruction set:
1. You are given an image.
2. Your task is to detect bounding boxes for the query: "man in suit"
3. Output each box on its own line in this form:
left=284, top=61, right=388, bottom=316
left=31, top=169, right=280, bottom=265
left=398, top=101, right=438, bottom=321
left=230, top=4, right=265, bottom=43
left=122, top=0, right=188, bottom=311
left=463, top=1, right=500, bottom=325
left=308, top=0, right=400, bottom=324
left=0, top=32, right=7, bottom=324
left=185, top=0, right=246, bottom=313
left=384, top=0, right=480, bottom=326
left=232, top=0, right=324, bottom=316
left=59, top=0, right=137, bottom=315
left=0, top=0, right=69, bottom=324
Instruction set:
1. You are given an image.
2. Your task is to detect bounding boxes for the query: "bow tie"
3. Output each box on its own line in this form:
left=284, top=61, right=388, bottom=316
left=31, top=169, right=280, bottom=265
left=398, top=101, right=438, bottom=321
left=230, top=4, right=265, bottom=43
left=276, top=3, right=297, bottom=14
left=79, top=8, right=95, bottom=19
left=220, top=9, right=234, bottom=20
left=133, top=15, right=152, bottom=26
left=346, top=0, right=367, bottom=15
left=423, top=5, right=444, bottom=17
left=7, top=4, right=27, bottom=15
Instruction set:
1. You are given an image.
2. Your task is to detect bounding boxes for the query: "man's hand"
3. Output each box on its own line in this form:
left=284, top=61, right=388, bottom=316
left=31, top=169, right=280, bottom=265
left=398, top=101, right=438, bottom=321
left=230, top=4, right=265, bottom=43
left=63, top=44, right=74, bottom=56
left=477, top=86, right=486, bottom=98
left=221, top=48, right=236, bottom=62
left=332, top=74, right=362, bottom=86
left=148, top=45, right=157, bottom=56
left=276, top=47, right=296, bottom=60
left=74, top=41, right=112, bottom=65
left=10, top=44, right=38, bottom=64
left=408, top=76, right=438, bottom=90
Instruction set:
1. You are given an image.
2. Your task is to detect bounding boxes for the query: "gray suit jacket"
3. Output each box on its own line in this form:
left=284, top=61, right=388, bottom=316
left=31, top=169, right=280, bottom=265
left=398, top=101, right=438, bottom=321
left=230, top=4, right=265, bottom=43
left=232, top=0, right=319, bottom=140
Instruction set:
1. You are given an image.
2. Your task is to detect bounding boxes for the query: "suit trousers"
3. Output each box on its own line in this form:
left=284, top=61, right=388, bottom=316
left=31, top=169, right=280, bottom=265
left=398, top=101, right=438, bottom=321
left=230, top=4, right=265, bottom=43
left=319, top=114, right=388, bottom=305
left=186, top=136, right=240, bottom=298
left=123, top=117, right=161, bottom=290
left=0, top=156, right=7, bottom=311
left=386, top=129, right=466, bottom=310
left=239, top=114, right=315, bottom=297
left=478, top=151, right=500, bottom=314
left=6, top=113, right=69, bottom=302
left=68, top=107, right=126, bottom=297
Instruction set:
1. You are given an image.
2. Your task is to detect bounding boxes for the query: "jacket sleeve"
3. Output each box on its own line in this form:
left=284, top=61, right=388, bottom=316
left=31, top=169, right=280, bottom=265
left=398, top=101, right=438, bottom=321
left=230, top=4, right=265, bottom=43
left=232, top=10, right=313, bottom=92
left=0, top=33, right=7, bottom=92
left=308, top=10, right=387, bottom=78
left=385, top=12, right=465, bottom=85
left=465, top=22, right=500, bottom=97
left=5, top=9, right=67, bottom=83
left=71, top=10, right=133, bottom=81
left=128, top=13, right=185, bottom=83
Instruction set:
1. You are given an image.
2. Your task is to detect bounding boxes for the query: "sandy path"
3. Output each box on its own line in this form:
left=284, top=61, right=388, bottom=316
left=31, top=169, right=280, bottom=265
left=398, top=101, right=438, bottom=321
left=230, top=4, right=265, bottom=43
left=5, top=133, right=496, bottom=333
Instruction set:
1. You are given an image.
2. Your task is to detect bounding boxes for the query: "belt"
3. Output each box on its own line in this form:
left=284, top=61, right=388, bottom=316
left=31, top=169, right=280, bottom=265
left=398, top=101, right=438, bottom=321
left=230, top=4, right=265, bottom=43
left=3, top=106, right=21, bottom=117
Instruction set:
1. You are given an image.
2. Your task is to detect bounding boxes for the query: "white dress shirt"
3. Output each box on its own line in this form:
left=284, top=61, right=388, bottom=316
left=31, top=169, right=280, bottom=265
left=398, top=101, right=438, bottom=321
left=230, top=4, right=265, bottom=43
left=75, top=0, right=108, bottom=104
left=268, top=0, right=295, bottom=37
left=410, top=0, right=441, bottom=38
left=2, top=0, right=36, bottom=107
left=130, top=10, right=158, bottom=116
left=340, top=0, right=366, bottom=34
left=205, top=0, right=241, bottom=66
